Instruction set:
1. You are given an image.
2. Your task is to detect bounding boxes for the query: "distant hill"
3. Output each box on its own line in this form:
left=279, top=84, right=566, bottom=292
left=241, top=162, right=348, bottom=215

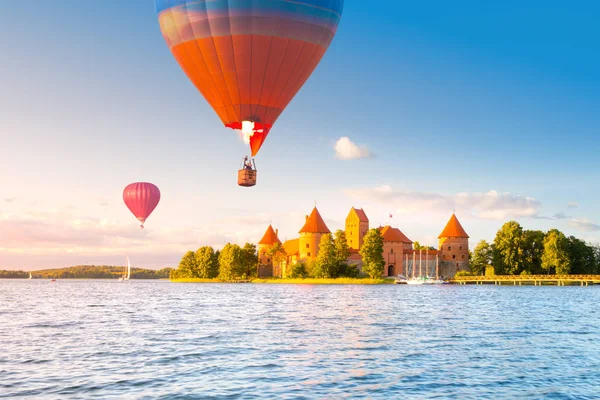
left=0, top=265, right=173, bottom=280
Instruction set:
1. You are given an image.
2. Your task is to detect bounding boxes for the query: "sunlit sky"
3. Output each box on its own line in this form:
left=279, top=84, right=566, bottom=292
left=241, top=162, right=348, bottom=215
left=1, top=1, right=599, bottom=270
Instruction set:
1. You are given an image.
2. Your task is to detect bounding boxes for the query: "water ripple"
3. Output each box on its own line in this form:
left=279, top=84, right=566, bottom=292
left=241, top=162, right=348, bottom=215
left=1, top=281, right=599, bottom=398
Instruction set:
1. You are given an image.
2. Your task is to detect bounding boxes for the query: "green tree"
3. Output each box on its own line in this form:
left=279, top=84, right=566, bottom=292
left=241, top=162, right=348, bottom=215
left=195, top=246, right=219, bottom=278
left=333, top=230, right=351, bottom=276
left=176, top=251, right=199, bottom=278
left=267, top=243, right=287, bottom=277
left=521, top=230, right=546, bottom=275
left=542, top=229, right=571, bottom=275
left=566, top=236, right=596, bottom=275
left=314, top=234, right=337, bottom=278
left=493, top=221, right=524, bottom=275
left=240, top=243, right=258, bottom=278
left=219, top=243, right=244, bottom=280
left=288, top=260, right=308, bottom=279
left=360, top=228, right=385, bottom=279
left=471, top=240, right=493, bottom=276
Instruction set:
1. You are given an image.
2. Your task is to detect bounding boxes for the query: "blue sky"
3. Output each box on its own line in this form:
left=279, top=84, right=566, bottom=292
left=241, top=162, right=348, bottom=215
left=1, top=0, right=599, bottom=270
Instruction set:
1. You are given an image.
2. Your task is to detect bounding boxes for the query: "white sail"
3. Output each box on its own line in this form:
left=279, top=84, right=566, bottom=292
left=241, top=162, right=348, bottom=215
left=126, top=256, right=131, bottom=280
left=28, top=272, right=32, bottom=280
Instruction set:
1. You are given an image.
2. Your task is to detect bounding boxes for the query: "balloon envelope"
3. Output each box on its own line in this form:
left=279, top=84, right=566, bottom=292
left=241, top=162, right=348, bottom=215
left=123, top=182, right=161, bottom=228
left=155, top=0, right=344, bottom=156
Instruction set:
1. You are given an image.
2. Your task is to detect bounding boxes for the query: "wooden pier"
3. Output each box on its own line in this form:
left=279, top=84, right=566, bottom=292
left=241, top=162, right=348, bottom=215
left=451, top=275, right=600, bottom=287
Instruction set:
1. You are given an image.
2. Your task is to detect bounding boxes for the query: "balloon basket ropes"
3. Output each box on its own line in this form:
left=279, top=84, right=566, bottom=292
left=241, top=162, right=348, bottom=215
left=238, top=157, right=257, bottom=187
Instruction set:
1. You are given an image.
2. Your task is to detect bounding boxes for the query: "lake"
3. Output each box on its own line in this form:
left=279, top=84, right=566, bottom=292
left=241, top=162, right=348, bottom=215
left=1, top=280, right=599, bottom=399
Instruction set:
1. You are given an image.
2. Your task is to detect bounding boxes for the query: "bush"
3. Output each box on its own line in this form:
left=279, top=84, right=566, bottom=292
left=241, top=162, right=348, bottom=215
left=341, top=263, right=360, bottom=278
left=455, top=270, right=474, bottom=277
left=288, top=261, right=308, bottom=279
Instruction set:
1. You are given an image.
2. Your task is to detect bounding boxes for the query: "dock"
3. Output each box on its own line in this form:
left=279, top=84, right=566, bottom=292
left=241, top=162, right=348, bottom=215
left=451, top=274, right=600, bottom=286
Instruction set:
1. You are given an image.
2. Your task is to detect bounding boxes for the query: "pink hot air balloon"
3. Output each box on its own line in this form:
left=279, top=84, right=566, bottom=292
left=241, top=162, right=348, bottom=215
left=123, top=182, right=161, bottom=229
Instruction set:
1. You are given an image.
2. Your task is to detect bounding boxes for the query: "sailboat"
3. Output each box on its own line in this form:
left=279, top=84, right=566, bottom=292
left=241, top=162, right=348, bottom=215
left=125, top=257, right=131, bottom=281
left=119, top=257, right=131, bottom=282
left=28, top=272, right=32, bottom=280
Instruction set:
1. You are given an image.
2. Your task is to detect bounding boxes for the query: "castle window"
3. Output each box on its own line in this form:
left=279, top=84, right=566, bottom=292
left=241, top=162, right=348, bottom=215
left=452, top=255, right=456, bottom=259
left=460, top=246, right=462, bottom=250
left=307, top=252, right=311, bottom=257
left=306, top=244, right=309, bottom=248
left=462, top=255, right=465, bottom=259
left=267, top=258, right=271, bottom=263
left=448, top=246, right=452, bottom=250
left=390, top=249, right=394, bottom=254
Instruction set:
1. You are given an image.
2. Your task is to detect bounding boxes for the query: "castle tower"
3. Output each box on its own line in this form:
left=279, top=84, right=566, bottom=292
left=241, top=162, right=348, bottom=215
left=438, top=213, right=470, bottom=276
left=298, top=207, right=330, bottom=260
left=378, top=225, right=413, bottom=277
left=257, top=224, right=281, bottom=277
left=345, top=207, right=369, bottom=250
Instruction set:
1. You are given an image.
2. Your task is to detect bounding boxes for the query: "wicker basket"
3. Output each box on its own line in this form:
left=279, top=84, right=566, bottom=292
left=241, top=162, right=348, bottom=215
left=238, top=169, right=257, bottom=187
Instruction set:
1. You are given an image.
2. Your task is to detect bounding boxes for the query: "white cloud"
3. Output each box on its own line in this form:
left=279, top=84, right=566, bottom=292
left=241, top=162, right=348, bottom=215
left=569, top=218, right=600, bottom=232
left=0, top=207, right=275, bottom=270
left=334, top=137, right=373, bottom=160
left=344, top=186, right=542, bottom=220
left=568, top=202, right=579, bottom=208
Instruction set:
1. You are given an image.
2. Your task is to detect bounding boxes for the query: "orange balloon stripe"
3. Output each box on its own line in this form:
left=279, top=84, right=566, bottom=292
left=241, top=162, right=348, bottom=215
left=171, top=36, right=325, bottom=129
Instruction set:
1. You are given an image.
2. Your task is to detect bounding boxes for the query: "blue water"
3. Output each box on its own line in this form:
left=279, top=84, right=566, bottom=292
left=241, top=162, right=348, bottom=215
left=1, top=280, right=599, bottom=399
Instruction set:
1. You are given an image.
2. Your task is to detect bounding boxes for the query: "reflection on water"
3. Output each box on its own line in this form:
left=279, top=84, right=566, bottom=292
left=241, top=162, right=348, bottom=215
left=1, top=280, right=599, bottom=398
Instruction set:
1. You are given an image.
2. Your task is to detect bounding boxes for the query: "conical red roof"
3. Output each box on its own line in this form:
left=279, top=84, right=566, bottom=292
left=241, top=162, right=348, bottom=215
left=258, top=224, right=282, bottom=245
left=438, top=214, right=469, bottom=238
left=299, top=207, right=331, bottom=234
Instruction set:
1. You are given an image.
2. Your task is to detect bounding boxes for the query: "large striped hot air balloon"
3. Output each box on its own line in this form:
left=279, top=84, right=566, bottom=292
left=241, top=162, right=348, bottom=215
left=123, top=182, right=161, bottom=228
left=155, top=0, right=344, bottom=160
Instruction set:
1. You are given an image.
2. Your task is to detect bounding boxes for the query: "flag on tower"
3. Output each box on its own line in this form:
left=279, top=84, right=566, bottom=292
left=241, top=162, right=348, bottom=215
left=389, top=214, right=393, bottom=218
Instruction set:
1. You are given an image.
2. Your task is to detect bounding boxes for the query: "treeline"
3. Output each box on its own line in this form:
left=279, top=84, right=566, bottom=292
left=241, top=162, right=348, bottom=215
left=0, top=266, right=173, bottom=279
left=170, top=243, right=258, bottom=280
left=0, top=270, right=29, bottom=279
left=172, top=229, right=388, bottom=280
left=470, top=221, right=600, bottom=276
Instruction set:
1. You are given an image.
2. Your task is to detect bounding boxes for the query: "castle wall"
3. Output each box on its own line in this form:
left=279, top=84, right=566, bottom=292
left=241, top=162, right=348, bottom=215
left=382, top=242, right=405, bottom=276
left=438, top=237, right=469, bottom=276
left=299, top=233, right=322, bottom=260
left=345, top=212, right=368, bottom=250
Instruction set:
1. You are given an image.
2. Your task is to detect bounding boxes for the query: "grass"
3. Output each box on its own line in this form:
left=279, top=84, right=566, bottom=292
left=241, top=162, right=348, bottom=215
left=170, top=277, right=396, bottom=284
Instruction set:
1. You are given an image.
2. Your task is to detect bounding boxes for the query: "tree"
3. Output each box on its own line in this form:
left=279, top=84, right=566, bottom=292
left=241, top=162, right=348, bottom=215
left=566, top=237, right=596, bottom=275
left=314, top=234, right=337, bottom=278
left=360, top=228, right=385, bottom=279
left=240, top=243, right=258, bottom=278
left=176, top=251, right=199, bottom=278
left=493, top=221, right=524, bottom=275
left=471, top=240, right=493, bottom=276
left=333, top=230, right=350, bottom=276
left=195, top=246, right=219, bottom=278
left=542, top=229, right=571, bottom=275
left=267, top=243, right=287, bottom=277
left=521, top=230, right=546, bottom=275
left=219, top=243, right=244, bottom=280
left=288, top=260, right=308, bottom=279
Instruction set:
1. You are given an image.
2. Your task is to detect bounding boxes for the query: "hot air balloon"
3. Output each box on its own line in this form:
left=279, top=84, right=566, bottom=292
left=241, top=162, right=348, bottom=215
left=155, top=0, right=344, bottom=186
left=123, top=182, right=161, bottom=228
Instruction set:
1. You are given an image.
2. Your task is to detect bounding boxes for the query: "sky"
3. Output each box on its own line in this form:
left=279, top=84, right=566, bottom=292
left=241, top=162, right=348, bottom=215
left=1, top=1, right=600, bottom=270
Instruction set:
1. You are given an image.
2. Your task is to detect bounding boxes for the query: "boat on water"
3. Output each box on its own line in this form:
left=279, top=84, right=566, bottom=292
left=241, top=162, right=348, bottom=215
left=28, top=272, right=32, bottom=280
left=119, top=257, right=131, bottom=282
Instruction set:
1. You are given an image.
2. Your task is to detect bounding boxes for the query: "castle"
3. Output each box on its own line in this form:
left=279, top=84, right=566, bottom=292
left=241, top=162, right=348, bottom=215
left=257, top=206, right=470, bottom=278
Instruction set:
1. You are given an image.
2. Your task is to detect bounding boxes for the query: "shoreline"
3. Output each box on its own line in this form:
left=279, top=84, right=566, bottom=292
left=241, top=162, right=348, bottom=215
left=170, top=278, right=396, bottom=285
